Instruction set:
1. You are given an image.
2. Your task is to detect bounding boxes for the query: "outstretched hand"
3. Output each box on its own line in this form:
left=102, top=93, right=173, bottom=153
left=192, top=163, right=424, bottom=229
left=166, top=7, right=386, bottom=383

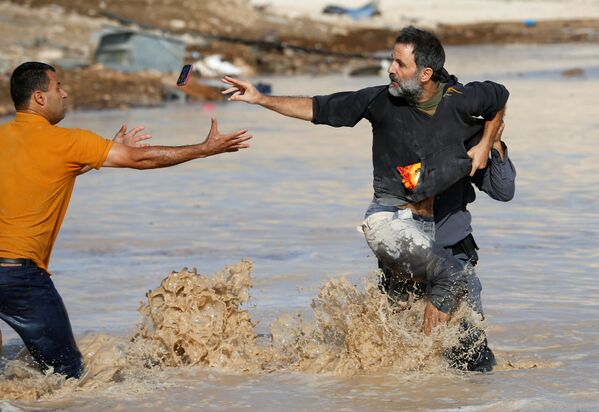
left=78, top=123, right=153, bottom=175
left=221, top=76, right=263, bottom=104
left=200, top=117, right=252, bottom=156
left=113, top=123, right=152, bottom=147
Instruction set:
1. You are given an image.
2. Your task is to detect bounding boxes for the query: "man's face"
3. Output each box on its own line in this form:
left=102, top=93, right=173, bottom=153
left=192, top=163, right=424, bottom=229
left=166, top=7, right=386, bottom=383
left=387, top=43, right=423, bottom=103
left=40, top=70, right=68, bottom=124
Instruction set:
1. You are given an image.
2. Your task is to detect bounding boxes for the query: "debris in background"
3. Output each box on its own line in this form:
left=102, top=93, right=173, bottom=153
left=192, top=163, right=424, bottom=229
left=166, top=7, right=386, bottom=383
left=94, top=30, right=185, bottom=73
left=193, top=54, right=241, bottom=77
left=561, top=67, right=585, bottom=77
left=322, top=1, right=381, bottom=21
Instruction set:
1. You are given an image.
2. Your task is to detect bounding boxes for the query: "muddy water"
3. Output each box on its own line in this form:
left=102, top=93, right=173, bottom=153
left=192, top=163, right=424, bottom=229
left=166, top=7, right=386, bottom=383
left=1, top=44, right=599, bottom=410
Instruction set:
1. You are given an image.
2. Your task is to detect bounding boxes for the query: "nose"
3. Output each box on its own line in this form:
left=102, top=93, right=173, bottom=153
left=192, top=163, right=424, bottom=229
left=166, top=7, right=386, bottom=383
left=61, top=89, right=68, bottom=98
left=387, top=61, right=395, bottom=74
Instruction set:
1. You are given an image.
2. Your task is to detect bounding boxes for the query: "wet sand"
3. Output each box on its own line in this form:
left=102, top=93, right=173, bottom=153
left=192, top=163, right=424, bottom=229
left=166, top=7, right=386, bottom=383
left=1, top=43, right=599, bottom=410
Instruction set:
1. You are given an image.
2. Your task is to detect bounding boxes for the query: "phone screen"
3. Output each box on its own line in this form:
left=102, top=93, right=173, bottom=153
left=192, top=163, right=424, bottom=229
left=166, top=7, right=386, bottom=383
left=176, top=64, right=193, bottom=86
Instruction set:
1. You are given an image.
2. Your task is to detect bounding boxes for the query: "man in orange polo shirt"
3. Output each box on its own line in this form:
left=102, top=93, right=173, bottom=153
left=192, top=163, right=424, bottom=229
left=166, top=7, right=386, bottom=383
left=0, top=62, right=252, bottom=379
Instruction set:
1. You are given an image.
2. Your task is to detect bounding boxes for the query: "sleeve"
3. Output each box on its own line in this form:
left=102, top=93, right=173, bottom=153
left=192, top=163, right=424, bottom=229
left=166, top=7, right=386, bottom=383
left=311, top=85, right=385, bottom=127
left=65, top=128, right=114, bottom=172
left=462, top=81, right=509, bottom=120
left=471, top=143, right=516, bottom=201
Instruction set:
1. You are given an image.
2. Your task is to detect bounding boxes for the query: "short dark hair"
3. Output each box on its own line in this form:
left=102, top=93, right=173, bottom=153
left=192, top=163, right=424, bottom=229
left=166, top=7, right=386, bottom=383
left=10, top=62, right=56, bottom=110
left=395, top=26, right=445, bottom=82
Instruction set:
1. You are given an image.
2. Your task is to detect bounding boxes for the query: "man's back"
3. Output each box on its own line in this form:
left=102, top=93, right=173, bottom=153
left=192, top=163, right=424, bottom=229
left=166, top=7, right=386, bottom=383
left=0, top=112, right=112, bottom=269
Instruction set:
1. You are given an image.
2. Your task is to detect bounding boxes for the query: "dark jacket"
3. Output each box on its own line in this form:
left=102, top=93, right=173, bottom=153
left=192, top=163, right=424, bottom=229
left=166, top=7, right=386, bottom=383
left=312, top=75, right=509, bottom=204
left=435, top=144, right=516, bottom=248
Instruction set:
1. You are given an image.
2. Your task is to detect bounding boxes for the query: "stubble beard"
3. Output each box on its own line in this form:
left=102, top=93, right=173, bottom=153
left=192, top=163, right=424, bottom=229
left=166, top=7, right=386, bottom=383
left=388, top=72, right=424, bottom=105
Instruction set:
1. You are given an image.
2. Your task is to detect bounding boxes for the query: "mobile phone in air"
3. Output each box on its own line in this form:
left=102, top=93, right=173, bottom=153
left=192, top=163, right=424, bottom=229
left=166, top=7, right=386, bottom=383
left=176, top=64, right=193, bottom=86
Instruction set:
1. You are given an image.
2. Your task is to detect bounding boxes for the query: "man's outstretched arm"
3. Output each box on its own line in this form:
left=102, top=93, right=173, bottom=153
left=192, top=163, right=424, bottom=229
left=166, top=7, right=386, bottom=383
left=103, top=117, right=251, bottom=169
left=78, top=124, right=152, bottom=174
left=222, top=76, right=313, bottom=121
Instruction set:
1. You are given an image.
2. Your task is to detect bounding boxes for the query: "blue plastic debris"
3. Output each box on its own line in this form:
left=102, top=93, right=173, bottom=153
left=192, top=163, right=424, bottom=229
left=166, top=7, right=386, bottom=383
left=256, top=82, right=272, bottom=95
left=322, top=1, right=381, bottom=21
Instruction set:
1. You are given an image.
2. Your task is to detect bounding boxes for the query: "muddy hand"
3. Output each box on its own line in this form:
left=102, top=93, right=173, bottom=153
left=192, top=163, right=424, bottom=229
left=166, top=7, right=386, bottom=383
left=423, top=301, right=451, bottom=335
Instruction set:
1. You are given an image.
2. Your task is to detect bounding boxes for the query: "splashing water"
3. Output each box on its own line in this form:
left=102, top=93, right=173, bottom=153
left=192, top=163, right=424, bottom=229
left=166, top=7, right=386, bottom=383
left=132, top=259, right=260, bottom=370
left=0, top=259, right=500, bottom=402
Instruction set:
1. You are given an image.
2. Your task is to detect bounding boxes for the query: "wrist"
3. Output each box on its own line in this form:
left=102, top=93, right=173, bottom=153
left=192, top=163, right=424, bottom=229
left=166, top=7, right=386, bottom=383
left=196, top=142, right=211, bottom=158
left=255, top=93, right=267, bottom=106
left=492, top=141, right=506, bottom=161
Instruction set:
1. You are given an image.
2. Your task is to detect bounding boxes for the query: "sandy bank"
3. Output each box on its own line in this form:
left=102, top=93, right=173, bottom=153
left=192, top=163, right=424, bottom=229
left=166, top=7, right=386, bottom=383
left=1, top=0, right=599, bottom=115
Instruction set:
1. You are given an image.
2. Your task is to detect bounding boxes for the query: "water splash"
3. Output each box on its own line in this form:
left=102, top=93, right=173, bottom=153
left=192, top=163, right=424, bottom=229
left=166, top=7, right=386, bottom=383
left=0, top=259, right=510, bottom=403
left=131, top=260, right=260, bottom=370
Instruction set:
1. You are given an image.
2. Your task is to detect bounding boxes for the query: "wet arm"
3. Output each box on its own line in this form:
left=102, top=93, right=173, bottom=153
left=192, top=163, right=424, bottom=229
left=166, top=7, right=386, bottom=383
left=423, top=301, right=451, bottom=335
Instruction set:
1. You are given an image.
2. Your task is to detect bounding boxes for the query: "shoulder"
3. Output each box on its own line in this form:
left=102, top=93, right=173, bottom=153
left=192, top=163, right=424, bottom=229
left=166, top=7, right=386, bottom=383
left=362, top=85, right=389, bottom=98
left=49, top=127, right=111, bottom=155
left=441, top=81, right=468, bottom=103
left=462, top=80, right=509, bottom=99
left=443, top=80, right=509, bottom=112
left=316, top=84, right=387, bottom=100
left=54, top=126, right=106, bottom=141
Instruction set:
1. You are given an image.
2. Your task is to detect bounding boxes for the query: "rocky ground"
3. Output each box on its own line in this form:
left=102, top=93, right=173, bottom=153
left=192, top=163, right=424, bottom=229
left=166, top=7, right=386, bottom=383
left=1, top=0, right=599, bottom=116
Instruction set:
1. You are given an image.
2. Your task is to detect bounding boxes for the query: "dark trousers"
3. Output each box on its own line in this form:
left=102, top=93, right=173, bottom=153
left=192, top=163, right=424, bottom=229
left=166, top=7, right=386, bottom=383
left=0, top=265, right=83, bottom=379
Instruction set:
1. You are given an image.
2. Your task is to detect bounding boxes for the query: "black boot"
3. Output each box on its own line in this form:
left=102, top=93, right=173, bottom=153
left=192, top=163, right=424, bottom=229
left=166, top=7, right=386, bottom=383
left=445, top=320, right=496, bottom=372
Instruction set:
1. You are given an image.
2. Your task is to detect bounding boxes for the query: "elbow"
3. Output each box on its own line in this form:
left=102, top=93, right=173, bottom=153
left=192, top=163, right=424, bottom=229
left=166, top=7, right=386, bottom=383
left=501, top=191, right=515, bottom=202
left=126, top=147, right=152, bottom=169
left=493, top=185, right=516, bottom=202
left=505, top=186, right=515, bottom=201
left=502, top=178, right=516, bottom=201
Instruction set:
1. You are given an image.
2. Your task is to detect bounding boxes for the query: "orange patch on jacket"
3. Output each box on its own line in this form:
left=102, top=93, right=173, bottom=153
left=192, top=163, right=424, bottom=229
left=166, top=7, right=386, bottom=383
left=396, top=162, right=422, bottom=190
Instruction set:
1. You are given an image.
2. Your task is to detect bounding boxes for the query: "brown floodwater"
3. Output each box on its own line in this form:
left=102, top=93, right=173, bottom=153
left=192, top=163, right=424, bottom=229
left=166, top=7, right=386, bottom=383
left=1, top=44, right=598, bottom=411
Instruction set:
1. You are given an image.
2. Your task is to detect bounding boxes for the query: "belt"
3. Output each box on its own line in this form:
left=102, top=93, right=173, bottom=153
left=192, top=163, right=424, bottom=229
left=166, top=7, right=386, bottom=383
left=0, top=257, right=37, bottom=266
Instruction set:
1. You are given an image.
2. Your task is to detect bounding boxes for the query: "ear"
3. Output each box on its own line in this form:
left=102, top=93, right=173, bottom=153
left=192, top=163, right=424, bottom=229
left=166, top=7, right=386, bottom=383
left=32, top=90, right=45, bottom=107
left=419, top=67, right=433, bottom=82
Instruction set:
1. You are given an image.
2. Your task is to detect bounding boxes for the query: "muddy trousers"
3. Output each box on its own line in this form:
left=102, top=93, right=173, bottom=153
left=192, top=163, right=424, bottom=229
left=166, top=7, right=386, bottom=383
left=0, top=265, right=83, bottom=379
left=362, top=209, right=468, bottom=313
left=378, top=251, right=484, bottom=316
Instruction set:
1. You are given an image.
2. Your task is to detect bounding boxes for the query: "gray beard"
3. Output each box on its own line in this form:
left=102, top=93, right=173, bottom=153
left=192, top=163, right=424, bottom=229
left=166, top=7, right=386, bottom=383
left=388, top=74, right=423, bottom=105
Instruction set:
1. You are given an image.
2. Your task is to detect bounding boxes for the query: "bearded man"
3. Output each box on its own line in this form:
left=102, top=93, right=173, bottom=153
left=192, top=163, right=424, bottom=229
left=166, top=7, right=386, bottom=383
left=222, top=26, right=508, bottom=371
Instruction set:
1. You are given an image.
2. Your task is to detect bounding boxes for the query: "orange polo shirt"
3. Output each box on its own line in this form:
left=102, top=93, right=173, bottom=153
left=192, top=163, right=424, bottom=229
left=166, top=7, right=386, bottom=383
left=0, top=112, right=113, bottom=270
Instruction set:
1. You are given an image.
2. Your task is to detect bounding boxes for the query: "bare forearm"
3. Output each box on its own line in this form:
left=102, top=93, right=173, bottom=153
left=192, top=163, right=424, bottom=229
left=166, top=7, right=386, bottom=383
left=492, top=140, right=506, bottom=160
left=104, top=120, right=251, bottom=169
left=256, top=95, right=313, bottom=121
left=480, top=107, right=506, bottom=150
left=127, top=144, right=212, bottom=169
